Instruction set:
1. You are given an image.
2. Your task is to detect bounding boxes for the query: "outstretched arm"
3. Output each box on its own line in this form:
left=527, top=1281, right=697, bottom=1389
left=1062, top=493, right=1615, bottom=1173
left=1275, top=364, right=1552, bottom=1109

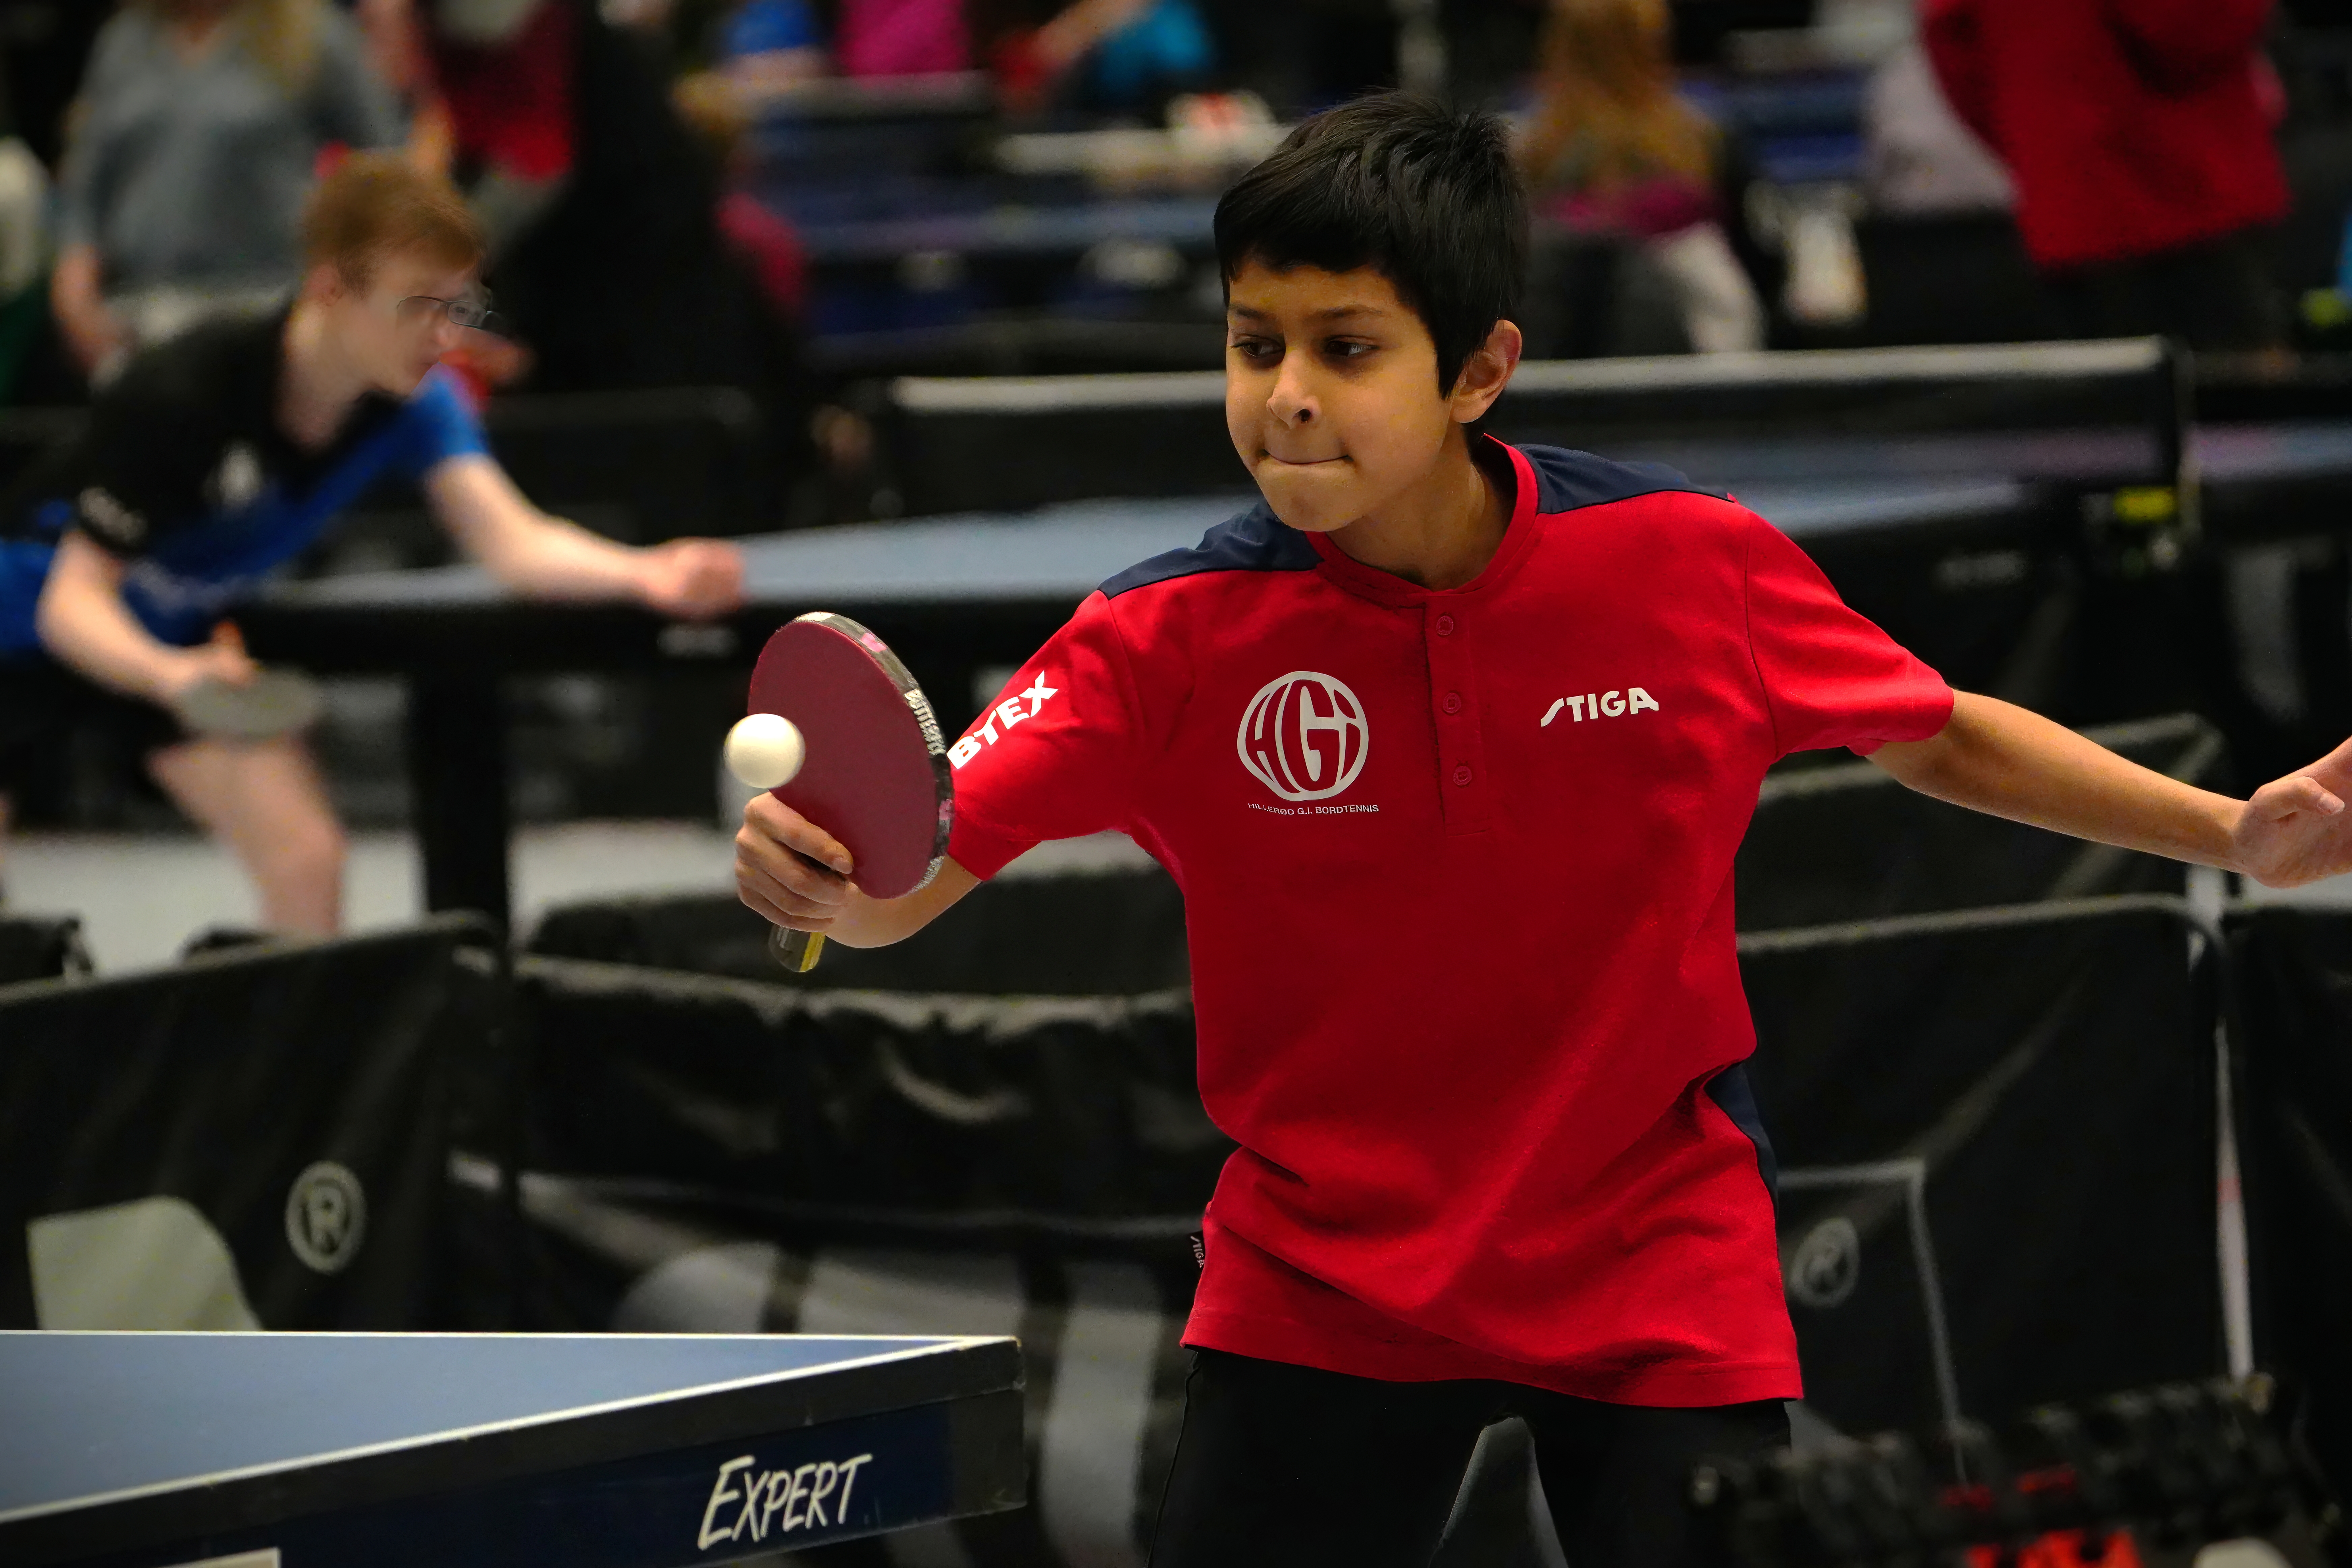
left=425, top=454, right=745, bottom=618
left=1869, top=691, right=2352, bottom=889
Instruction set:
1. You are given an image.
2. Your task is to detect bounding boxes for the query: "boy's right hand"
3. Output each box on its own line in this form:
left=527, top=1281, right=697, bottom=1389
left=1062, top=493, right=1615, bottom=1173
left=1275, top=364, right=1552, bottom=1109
left=735, top=792, right=857, bottom=932
left=160, top=630, right=258, bottom=700
left=159, top=628, right=259, bottom=705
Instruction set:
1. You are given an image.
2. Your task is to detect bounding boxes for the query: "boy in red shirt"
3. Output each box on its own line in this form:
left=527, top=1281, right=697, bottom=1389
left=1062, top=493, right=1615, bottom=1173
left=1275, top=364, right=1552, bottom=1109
left=736, top=96, right=2352, bottom=1566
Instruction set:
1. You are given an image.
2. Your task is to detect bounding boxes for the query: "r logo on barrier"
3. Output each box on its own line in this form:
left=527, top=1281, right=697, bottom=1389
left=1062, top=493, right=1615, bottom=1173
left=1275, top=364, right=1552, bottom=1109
left=1238, top=672, right=1369, bottom=802
left=1786, top=1215, right=1861, bottom=1310
left=285, top=1161, right=367, bottom=1275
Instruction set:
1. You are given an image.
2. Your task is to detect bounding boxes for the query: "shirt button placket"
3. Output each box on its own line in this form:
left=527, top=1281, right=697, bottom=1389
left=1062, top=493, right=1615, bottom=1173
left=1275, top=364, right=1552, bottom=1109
left=1426, top=607, right=1488, bottom=832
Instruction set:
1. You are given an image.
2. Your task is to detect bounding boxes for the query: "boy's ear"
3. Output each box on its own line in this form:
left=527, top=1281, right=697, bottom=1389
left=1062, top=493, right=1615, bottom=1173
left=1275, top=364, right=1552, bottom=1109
left=1449, top=319, right=1523, bottom=424
left=301, top=263, right=349, bottom=307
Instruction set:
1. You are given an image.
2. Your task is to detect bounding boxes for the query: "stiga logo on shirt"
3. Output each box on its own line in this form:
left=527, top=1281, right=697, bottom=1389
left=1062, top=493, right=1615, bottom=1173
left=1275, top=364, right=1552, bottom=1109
left=1542, top=688, right=1660, bottom=726
left=1239, top=671, right=1369, bottom=801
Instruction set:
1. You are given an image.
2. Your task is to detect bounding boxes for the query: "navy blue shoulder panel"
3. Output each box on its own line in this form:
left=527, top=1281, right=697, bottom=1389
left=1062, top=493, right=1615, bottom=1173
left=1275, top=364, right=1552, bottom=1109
left=1518, top=442, right=1726, bottom=515
left=1099, top=501, right=1319, bottom=599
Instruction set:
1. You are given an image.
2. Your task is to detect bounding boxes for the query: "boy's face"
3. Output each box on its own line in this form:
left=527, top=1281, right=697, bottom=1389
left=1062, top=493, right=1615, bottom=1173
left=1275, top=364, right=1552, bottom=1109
left=314, top=250, right=482, bottom=396
left=1224, top=260, right=1508, bottom=534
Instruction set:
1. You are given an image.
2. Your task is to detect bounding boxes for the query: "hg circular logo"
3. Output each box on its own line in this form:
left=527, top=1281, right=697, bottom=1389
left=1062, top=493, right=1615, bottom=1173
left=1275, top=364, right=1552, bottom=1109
left=1238, top=671, right=1370, bottom=802
left=285, top=1161, right=368, bottom=1275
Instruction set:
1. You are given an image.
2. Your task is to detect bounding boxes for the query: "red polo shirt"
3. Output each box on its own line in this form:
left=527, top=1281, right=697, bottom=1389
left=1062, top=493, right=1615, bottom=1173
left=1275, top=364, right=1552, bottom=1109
left=945, top=441, right=1954, bottom=1406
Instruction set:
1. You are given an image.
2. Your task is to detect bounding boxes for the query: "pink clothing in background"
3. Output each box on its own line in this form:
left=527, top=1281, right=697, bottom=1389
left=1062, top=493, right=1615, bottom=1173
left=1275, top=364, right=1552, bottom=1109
left=1543, top=175, right=1718, bottom=241
left=836, top=0, right=970, bottom=77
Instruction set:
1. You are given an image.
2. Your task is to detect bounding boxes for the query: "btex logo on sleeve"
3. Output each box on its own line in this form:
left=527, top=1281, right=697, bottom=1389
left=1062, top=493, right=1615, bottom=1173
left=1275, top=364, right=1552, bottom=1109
left=948, top=674, right=1059, bottom=770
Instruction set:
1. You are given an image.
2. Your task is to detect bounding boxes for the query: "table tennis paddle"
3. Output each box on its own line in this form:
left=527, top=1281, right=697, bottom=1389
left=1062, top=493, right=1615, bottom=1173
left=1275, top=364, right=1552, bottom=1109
left=172, top=667, right=326, bottom=740
left=739, top=612, right=953, bottom=973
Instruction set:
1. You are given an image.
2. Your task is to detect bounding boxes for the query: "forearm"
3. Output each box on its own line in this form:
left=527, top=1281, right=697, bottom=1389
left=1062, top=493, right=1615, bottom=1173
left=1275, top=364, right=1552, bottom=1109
left=819, top=872, right=975, bottom=948
left=36, top=553, right=186, bottom=703
left=1869, top=692, right=2242, bottom=871
left=471, top=509, right=650, bottom=599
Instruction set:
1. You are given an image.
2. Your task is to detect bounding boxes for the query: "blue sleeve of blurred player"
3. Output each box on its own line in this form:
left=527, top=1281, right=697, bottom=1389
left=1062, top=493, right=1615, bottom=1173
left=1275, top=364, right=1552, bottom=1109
left=399, top=369, right=492, bottom=478
left=722, top=0, right=824, bottom=58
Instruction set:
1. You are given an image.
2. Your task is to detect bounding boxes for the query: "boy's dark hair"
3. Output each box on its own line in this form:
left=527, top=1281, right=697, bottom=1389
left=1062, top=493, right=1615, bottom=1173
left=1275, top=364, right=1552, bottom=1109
left=1214, top=92, right=1528, bottom=393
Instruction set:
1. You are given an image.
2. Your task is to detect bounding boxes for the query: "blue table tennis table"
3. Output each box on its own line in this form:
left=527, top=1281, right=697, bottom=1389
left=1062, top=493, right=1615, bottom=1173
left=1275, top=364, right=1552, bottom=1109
left=0, top=1331, right=1025, bottom=1568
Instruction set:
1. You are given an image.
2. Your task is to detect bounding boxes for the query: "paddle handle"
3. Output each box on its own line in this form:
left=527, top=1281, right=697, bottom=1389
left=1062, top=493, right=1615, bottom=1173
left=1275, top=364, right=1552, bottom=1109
left=769, top=925, right=826, bottom=973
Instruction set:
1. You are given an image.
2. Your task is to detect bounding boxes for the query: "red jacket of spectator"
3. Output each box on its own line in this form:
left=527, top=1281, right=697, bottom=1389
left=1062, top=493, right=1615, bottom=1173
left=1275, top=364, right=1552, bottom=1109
left=1922, top=0, right=2288, bottom=270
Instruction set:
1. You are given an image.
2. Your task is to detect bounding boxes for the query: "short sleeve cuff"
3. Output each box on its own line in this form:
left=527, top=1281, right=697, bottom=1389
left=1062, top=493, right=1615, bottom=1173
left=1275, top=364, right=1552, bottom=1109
left=1845, top=684, right=1955, bottom=755
left=946, top=801, right=1036, bottom=881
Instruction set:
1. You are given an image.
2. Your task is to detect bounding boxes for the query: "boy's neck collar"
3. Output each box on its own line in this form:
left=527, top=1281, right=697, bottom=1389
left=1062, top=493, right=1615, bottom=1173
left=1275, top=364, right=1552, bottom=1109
left=1311, top=432, right=1524, bottom=595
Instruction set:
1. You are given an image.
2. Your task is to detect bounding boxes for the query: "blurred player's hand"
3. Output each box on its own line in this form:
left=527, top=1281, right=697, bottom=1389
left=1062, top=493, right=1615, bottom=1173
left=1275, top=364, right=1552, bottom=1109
left=162, top=623, right=259, bottom=700
left=2233, top=737, right=2352, bottom=888
left=638, top=539, right=745, bottom=619
left=736, top=792, right=856, bottom=930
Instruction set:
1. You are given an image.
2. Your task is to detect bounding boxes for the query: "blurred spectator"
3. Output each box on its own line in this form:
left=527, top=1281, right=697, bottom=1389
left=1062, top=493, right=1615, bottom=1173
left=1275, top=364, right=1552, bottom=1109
left=995, top=0, right=1213, bottom=114
left=1519, top=0, right=1763, bottom=352
left=838, top=0, right=969, bottom=77
left=408, top=0, right=809, bottom=512
left=51, top=0, right=402, bottom=381
left=715, top=0, right=825, bottom=89
left=1922, top=0, right=2292, bottom=350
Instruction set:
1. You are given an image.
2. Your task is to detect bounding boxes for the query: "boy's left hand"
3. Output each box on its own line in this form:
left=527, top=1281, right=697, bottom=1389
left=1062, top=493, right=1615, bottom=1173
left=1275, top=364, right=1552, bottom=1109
left=639, top=539, right=747, bottom=619
left=2232, top=737, right=2352, bottom=888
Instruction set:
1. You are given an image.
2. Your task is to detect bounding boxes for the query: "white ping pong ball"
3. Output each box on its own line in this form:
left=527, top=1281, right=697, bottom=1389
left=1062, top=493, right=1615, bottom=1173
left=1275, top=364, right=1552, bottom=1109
left=726, top=713, right=805, bottom=790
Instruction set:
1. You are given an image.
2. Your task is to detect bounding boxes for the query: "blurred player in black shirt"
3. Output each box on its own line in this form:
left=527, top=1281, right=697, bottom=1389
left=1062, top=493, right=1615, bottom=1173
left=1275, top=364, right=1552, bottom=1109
left=0, top=154, right=744, bottom=932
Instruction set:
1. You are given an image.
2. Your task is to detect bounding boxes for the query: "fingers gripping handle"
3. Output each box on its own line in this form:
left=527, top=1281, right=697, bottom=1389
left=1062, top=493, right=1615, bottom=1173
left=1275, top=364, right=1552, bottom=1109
left=770, top=925, right=826, bottom=973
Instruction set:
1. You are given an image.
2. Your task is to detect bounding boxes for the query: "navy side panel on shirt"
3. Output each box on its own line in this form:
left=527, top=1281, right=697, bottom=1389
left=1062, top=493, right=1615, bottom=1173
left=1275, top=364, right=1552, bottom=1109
left=1704, top=1062, right=1780, bottom=1203
left=1096, top=443, right=1724, bottom=603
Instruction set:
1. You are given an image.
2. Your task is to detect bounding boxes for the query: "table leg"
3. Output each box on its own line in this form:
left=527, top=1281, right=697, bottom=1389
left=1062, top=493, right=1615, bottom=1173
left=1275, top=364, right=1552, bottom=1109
left=405, top=674, right=512, bottom=930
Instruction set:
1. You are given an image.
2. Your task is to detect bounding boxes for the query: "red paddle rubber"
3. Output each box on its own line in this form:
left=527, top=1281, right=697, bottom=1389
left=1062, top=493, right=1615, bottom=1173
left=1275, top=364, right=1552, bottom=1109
left=745, top=613, right=953, bottom=975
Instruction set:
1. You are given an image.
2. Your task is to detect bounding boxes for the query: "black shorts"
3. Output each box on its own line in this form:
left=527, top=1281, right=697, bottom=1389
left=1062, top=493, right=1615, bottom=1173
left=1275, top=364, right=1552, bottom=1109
left=0, top=655, right=187, bottom=800
left=1149, top=1349, right=1789, bottom=1568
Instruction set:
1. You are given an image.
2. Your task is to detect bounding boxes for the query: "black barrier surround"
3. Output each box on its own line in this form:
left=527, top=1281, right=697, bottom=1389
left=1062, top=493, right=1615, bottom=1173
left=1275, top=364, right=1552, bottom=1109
left=2227, top=905, right=2352, bottom=1504
left=0, top=914, right=91, bottom=986
left=529, top=865, right=1190, bottom=994
left=1738, top=715, right=2228, bottom=930
left=0, top=915, right=503, bottom=1330
left=512, top=957, right=1219, bottom=1213
left=1739, top=896, right=2227, bottom=1437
